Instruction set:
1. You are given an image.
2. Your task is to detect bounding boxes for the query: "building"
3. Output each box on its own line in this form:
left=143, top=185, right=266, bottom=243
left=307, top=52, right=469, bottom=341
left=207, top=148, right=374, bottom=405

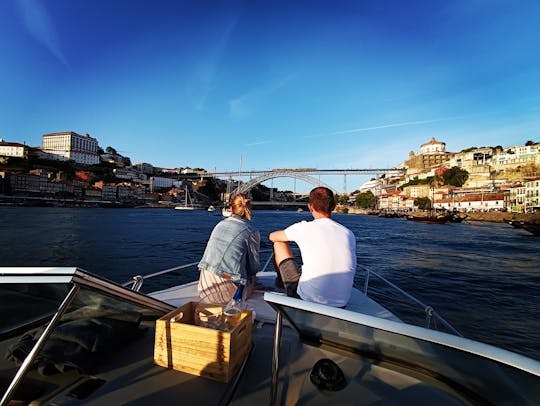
left=436, top=192, right=506, bottom=212
left=9, top=169, right=79, bottom=197
left=133, top=162, right=155, bottom=175
left=378, top=191, right=405, bottom=211
left=524, top=177, right=540, bottom=212
left=0, top=140, right=29, bottom=159
left=447, top=147, right=494, bottom=170
left=491, top=144, right=540, bottom=169
left=41, top=132, right=100, bottom=165
left=403, top=184, right=430, bottom=199
left=405, top=137, right=451, bottom=171
left=420, top=137, right=446, bottom=154
left=150, top=176, right=174, bottom=192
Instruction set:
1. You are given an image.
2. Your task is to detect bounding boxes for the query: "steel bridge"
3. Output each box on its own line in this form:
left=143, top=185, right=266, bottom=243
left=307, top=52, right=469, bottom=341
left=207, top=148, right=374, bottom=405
left=199, top=168, right=405, bottom=202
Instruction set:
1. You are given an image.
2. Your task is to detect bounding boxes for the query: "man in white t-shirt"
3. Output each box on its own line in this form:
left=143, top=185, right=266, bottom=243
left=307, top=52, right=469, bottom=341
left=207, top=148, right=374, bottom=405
left=269, top=187, right=356, bottom=307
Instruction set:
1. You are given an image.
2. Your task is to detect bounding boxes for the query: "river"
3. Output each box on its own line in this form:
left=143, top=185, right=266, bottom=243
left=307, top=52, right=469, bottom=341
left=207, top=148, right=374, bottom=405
left=0, top=206, right=539, bottom=361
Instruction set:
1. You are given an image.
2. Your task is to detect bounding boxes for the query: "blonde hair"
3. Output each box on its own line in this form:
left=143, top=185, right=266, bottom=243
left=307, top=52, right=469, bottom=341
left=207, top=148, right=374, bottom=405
left=231, top=193, right=252, bottom=220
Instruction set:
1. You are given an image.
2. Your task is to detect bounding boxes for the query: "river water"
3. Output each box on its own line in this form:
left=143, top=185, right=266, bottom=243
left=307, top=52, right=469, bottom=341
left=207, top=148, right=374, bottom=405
left=1, top=206, right=539, bottom=361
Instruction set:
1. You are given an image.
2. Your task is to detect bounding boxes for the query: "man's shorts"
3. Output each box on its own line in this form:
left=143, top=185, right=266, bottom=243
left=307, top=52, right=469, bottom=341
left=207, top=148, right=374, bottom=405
left=278, top=258, right=301, bottom=298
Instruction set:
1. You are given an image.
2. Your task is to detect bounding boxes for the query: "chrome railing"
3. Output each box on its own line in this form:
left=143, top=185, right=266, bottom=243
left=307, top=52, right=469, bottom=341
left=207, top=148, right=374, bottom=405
left=361, top=264, right=462, bottom=336
left=122, top=253, right=461, bottom=336
left=123, top=249, right=277, bottom=292
left=122, top=262, right=199, bottom=291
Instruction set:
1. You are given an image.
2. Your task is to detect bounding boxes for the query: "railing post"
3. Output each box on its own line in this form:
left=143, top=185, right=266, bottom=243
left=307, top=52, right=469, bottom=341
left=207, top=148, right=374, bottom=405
left=363, top=268, right=370, bottom=295
left=425, top=306, right=433, bottom=329
left=131, top=275, right=143, bottom=291
left=270, top=309, right=283, bottom=406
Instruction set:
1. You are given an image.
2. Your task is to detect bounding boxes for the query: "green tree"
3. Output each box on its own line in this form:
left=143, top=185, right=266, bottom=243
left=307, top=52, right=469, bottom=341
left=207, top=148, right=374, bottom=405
left=442, top=167, right=469, bottom=187
left=355, top=191, right=376, bottom=209
left=415, top=197, right=432, bottom=210
left=335, top=193, right=349, bottom=205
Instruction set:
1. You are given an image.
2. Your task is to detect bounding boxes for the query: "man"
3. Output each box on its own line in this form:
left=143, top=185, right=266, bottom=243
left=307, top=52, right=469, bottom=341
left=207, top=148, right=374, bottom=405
left=269, top=187, right=356, bottom=307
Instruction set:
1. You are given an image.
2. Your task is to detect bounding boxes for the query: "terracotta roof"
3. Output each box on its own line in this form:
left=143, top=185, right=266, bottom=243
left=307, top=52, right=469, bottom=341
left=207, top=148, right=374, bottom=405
left=421, top=137, right=445, bottom=147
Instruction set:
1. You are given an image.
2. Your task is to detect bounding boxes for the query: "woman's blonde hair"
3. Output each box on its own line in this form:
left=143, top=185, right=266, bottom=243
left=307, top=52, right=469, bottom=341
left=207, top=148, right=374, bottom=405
left=230, top=193, right=252, bottom=220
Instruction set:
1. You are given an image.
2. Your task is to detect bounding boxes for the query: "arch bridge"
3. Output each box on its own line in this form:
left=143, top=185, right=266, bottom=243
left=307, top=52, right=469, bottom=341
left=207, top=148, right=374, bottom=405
left=201, top=168, right=405, bottom=203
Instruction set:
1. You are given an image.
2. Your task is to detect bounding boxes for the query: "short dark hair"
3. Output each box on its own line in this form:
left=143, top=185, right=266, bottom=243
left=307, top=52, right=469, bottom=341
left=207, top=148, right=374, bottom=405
left=309, top=187, right=335, bottom=214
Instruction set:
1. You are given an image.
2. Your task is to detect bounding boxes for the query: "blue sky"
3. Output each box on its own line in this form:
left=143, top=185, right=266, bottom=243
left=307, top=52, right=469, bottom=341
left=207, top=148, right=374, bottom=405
left=1, top=0, right=539, bottom=192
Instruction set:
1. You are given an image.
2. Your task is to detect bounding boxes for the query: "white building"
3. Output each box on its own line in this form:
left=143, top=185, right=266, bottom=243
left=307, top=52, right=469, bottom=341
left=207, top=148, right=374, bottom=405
left=491, top=144, right=540, bottom=168
left=447, top=147, right=493, bottom=169
left=436, top=192, right=506, bottom=212
left=420, top=137, right=446, bottom=155
left=0, top=140, right=28, bottom=159
left=42, top=132, right=100, bottom=165
left=150, top=176, right=174, bottom=192
left=524, top=177, right=540, bottom=211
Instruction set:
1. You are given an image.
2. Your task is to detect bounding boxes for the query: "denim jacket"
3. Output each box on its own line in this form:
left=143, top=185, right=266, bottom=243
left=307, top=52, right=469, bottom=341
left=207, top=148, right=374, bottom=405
left=198, top=215, right=260, bottom=285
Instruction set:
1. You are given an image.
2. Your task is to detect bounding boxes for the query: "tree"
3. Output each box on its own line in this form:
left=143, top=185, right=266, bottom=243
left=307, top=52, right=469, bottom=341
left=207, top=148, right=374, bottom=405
left=355, top=191, right=376, bottom=209
left=335, top=193, right=349, bottom=205
left=442, top=167, right=469, bottom=187
left=415, top=197, right=431, bottom=210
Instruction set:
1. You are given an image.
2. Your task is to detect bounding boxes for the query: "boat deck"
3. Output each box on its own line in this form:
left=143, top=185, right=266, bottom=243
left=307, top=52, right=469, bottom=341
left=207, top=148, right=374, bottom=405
left=2, top=268, right=538, bottom=405
left=149, top=271, right=400, bottom=325
left=35, top=319, right=465, bottom=405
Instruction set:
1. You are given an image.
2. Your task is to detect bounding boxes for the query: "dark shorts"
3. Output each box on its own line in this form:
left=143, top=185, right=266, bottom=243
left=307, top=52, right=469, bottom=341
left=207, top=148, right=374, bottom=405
left=278, top=258, right=301, bottom=298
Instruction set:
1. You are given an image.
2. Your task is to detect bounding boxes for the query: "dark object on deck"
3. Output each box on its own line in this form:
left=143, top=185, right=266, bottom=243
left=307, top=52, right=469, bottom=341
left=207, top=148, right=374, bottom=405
left=310, top=358, right=347, bottom=392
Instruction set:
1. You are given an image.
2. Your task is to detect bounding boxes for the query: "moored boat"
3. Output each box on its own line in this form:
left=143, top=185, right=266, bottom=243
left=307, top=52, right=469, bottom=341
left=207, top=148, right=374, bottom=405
left=407, top=213, right=450, bottom=224
left=174, top=186, right=203, bottom=211
left=506, top=219, right=540, bottom=236
left=521, top=222, right=540, bottom=236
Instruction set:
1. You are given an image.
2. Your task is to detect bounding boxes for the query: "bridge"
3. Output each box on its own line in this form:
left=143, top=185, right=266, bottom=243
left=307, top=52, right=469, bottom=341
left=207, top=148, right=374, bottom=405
left=196, top=167, right=406, bottom=203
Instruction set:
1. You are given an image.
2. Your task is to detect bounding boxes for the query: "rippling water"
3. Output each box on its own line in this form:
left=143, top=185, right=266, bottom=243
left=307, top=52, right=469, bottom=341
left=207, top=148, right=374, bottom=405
left=1, top=206, right=539, bottom=360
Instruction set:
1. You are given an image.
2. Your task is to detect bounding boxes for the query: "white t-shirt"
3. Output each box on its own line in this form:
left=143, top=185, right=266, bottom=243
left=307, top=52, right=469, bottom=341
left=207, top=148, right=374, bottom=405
left=284, top=218, right=356, bottom=307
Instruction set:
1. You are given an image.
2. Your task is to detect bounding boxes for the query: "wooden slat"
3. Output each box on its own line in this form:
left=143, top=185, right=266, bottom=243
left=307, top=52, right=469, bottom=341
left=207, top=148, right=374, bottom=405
left=154, top=302, right=252, bottom=382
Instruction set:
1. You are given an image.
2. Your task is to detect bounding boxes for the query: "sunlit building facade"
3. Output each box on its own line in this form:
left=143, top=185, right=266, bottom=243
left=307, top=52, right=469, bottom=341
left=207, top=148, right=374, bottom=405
left=42, top=132, right=100, bottom=165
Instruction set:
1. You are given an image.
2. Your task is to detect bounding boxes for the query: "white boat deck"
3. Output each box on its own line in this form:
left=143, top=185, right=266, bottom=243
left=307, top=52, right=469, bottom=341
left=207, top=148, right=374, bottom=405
left=150, top=271, right=400, bottom=324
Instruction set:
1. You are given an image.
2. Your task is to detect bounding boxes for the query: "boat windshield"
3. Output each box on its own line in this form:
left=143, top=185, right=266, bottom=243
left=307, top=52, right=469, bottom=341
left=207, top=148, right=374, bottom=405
left=0, top=267, right=173, bottom=405
left=264, top=292, right=540, bottom=404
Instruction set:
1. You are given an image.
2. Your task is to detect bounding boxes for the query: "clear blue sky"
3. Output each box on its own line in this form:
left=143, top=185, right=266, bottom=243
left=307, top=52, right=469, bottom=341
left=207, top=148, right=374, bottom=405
left=1, top=0, right=539, bottom=192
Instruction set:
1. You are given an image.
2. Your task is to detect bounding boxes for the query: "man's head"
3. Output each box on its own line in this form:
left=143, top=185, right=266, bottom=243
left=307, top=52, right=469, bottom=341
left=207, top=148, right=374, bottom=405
left=309, top=187, right=336, bottom=216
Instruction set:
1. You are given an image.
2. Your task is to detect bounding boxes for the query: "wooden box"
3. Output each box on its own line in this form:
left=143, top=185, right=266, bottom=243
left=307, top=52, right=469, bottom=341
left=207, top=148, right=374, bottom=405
left=154, top=301, right=252, bottom=383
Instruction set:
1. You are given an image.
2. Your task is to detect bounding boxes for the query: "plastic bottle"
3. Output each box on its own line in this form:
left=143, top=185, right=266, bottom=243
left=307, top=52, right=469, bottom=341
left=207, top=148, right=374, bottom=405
left=223, top=284, right=245, bottom=328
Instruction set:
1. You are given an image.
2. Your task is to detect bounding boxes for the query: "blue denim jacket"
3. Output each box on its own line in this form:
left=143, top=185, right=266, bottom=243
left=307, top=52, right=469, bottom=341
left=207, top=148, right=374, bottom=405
left=198, top=215, right=260, bottom=285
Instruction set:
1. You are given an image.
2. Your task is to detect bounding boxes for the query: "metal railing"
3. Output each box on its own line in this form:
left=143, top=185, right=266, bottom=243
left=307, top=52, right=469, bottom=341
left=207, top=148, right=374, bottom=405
left=361, top=264, right=462, bottom=336
left=122, top=262, right=199, bottom=292
left=122, top=254, right=461, bottom=336
left=122, top=249, right=278, bottom=292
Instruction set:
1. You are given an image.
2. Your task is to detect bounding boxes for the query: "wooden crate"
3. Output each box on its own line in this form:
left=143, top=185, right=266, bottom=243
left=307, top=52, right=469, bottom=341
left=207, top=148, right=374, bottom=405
left=154, top=301, right=252, bottom=383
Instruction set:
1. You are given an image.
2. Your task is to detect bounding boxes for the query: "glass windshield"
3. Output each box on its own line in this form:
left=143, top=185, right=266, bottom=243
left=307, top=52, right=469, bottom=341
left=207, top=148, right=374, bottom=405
left=266, top=293, right=540, bottom=404
left=1, top=270, right=169, bottom=405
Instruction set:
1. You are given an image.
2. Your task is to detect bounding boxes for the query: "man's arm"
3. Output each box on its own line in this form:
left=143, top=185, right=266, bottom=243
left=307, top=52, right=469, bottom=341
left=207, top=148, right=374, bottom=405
left=269, top=230, right=288, bottom=243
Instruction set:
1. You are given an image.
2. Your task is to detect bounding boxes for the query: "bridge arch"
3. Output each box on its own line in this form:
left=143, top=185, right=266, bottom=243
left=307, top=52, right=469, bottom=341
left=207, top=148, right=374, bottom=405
left=228, top=171, right=336, bottom=200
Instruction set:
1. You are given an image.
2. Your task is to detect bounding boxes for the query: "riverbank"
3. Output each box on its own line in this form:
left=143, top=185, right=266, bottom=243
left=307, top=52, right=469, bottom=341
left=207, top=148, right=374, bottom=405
left=347, top=207, right=540, bottom=223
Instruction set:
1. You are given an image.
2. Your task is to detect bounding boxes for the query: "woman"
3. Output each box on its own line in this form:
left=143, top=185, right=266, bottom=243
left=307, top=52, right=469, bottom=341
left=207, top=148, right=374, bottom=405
left=197, top=193, right=260, bottom=303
